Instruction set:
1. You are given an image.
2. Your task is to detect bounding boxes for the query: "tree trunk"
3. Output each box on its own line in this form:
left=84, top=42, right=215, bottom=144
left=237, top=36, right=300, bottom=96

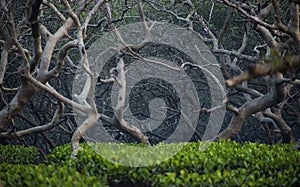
left=216, top=75, right=286, bottom=140
left=264, top=109, right=292, bottom=143
left=0, top=80, right=38, bottom=132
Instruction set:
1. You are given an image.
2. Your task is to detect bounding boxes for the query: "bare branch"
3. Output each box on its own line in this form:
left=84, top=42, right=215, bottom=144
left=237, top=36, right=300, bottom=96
left=288, top=3, right=300, bottom=48
left=82, top=0, right=105, bottom=37
left=220, top=0, right=278, bottom=31
left=43, top=0, right=66, bottom=22
left=212, top=48, right=257, bottom=62
left=0, top=102, right=64, bottom=139
left=26, top=0, right=43, bottom=74
left=227, top=55, right=300, bottom=86
left=145, top=1, right=194, bottom=23
left=232, top=28, right=248, bottom=65
left=218, top=7, right=233, bottom=44
left=26, top=75, right=92, bottom=114
left=37, top=17, right=74, bottom=78
left=137, top=0, right=151, bottom=46
left=217, top=74, right=286, bottom=140
left=9, top=10, right=31, bottom=75
left=114, top=56, right=126, bottom=121
left=48, top=40, right=78, bottom=78
left=271, top=0, right=282, bottom=26
left=181, top=61, right=226, bottom=98
left=256, top=24, right=279, bottom=49
left=0, top=25, right=11, bottom=86
left=263, top=108, right=292, bottom=143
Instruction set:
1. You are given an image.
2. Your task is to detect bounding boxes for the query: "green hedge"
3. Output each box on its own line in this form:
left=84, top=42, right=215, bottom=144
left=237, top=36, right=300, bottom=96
left=46, top=141, right=300, bottom=186
left=0, top=163, right=107, bottom=187
left=1, top=141, right=300, bottom=187
left=0, top=144, right=40, bottom=164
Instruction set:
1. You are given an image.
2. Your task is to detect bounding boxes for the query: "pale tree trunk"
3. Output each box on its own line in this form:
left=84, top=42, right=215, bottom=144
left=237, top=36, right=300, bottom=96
left=69, top=1, right=149, bottom=156
left=0, top=81, right=38, bottom=131
left=71, top=112, right=99, bottom=158
left=0, top=0, right=43, bottom=132
left=0, top=0, right=74, bottom=132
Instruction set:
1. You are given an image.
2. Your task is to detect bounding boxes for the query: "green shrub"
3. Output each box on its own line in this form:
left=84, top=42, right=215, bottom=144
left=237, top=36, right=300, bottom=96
left=1, top=141, right=300, bottom=186
left=0, top=163, right=108, bottom=187
left=0, top=145, right=40, bottom=164
left=45, top=141, right=300, bottom=187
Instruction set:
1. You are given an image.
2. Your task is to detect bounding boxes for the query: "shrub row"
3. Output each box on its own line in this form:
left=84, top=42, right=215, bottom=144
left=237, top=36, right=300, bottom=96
left=0, top=163, right=107, bottom=187
left=0, top=144, right=40, bottom=164
left=47, top=141, right=300, bottom=187
left=1, top=141, right=300, bottom=186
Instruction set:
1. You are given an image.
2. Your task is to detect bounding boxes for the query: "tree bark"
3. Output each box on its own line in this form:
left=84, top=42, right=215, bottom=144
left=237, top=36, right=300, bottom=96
left=264, top=109, right=292, bottom=143
left=0, top=80, right=38, bottom=131
left=216, top=74, right=286, bottom=140
left=0, top=0, right=74, bottom=132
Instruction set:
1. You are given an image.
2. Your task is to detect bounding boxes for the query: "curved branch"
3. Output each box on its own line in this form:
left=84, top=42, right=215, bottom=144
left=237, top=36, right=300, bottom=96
left=263, top=108, right=292, bottom=143
left=226, top=55, right=300, bottom=86
left=43, top=1, right=66, bottom=22
left=0, top=102, right=64, bottom=139
left=212, top=48, right=257, bottom=62
left=217, top=74, right=286, bottom=140
left=48, top=40, right=78, bottom=78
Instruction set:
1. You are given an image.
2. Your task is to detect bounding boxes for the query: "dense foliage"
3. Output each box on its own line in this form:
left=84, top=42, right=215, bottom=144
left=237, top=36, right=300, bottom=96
left=0, top=145, right=40, bottom=164
left=1, top=141, right=299, bottom=187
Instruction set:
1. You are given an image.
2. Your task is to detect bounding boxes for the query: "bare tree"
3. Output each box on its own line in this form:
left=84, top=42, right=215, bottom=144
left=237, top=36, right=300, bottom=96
left=145, top=0, right=300, bottom=143
left=0, top=0, right=299, bottom=157
left=212, top=0, right=300, bottom=143
left=0, top=0, right=151, bottom=156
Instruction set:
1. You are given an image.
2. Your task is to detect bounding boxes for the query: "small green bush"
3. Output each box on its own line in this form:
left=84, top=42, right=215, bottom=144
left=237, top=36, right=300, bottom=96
left=0, top=145, right=40, bottom=164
